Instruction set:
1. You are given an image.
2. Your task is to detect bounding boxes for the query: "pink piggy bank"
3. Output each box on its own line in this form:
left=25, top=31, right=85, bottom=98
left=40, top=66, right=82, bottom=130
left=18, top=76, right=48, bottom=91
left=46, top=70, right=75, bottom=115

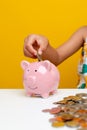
left=21, top=60, right=60, bottom=98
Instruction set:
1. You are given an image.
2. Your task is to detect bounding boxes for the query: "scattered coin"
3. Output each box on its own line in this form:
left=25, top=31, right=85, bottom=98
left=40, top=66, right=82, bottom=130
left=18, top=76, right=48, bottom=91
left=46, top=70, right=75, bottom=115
left=61, top=113, right=74, bottom=121
left=80, top=122, right=87, bottom=128
left=76, top=93, right=87, bottom=98
left=42, top=92, right=87, bottom=130
left=52, top=121, right=65, bottom=127
left=49, top=107, right=61, bottom=114
left=77, top=128, right=87, bottom=130
left=42, top=109, right=50, bottom=112
left=65, top=120, right=79, bottom=127
left=49, top=117, right=57, bottom=122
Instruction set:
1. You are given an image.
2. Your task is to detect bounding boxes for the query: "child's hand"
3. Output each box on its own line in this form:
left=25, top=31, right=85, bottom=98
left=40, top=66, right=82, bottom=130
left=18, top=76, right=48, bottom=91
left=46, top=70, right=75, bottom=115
left=24, top=34, right=49, bottom=58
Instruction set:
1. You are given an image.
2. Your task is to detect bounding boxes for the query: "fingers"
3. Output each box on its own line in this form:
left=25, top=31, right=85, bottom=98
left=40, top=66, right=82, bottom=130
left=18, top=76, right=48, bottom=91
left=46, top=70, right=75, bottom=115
left=24, top=34, right=49, bottom=58
left=23, top=48, right=36, bottom=58
left=37, top=37, right=48, bottom=55
left=38, top=43, right=46, bottom=55
left=24, top=35, right=37, bottom=56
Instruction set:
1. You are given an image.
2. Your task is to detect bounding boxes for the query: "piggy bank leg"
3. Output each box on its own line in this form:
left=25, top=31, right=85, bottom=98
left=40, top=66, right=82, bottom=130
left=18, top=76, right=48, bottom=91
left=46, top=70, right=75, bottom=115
left=50, top=90, right=57, bottom=95
left=26, top=91, right=33, bottom=96
left=41, top=93, right=49, bottom=98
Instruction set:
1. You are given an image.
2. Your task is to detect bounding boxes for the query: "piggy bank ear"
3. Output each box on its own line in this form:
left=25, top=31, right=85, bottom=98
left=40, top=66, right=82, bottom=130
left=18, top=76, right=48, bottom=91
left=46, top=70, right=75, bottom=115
left=21, top=60, right=30, bottom=70
left=42, top=60, right=51, bottom=71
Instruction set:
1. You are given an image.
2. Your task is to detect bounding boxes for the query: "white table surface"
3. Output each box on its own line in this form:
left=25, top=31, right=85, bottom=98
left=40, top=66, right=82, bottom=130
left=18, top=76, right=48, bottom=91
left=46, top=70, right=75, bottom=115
left=0, top=89, right=87, bottom=130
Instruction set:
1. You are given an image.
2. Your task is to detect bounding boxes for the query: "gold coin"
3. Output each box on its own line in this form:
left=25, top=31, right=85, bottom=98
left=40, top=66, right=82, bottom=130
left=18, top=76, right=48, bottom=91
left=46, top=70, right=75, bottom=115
left=77, top=128, right=87, bottom=130
left=52, top=121, right=65, bottom=127
left=61, top=113, right=74, bottom=121
left=76, top=93, right=87, bottom=98
left=65, top=121, right=79, bottom=127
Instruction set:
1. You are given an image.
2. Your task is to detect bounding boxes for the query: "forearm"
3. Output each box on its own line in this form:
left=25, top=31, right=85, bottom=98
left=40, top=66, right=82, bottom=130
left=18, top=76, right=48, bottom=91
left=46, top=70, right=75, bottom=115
left=42, top=45, right=59, bottom=66
left=56, top=26, right=87, bottom=65
left=42, top=26, right=87, bottom=66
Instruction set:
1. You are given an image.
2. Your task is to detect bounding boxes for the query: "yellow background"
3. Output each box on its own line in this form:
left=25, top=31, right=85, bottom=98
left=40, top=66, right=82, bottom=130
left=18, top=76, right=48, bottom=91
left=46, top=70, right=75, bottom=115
left=0, top=0, right=87, bottom=88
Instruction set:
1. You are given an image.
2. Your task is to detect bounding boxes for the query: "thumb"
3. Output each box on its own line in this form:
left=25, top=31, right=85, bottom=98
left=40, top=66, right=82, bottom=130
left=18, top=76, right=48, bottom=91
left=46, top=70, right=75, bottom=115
left=38, top=48, right=42, bottom=55
left=38, top=43, right=48, bottom=55
left=38, top=44, right=45, bottom=55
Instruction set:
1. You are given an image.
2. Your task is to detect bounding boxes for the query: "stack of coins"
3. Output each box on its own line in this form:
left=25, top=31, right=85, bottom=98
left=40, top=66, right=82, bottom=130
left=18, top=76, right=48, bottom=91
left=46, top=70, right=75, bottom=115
left=42, top=93, right=87, bottom=130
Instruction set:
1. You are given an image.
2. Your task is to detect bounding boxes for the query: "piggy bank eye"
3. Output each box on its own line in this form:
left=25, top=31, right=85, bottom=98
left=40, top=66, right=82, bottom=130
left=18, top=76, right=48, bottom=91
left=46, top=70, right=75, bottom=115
left=35, top=70, right=37, bottom=72
left=27, top=69, right=29, bottom=72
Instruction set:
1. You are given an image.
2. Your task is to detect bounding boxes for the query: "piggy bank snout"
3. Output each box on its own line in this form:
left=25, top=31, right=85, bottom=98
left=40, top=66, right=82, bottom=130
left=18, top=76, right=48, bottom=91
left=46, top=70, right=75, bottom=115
left=27, top=76, right=36, bottom=86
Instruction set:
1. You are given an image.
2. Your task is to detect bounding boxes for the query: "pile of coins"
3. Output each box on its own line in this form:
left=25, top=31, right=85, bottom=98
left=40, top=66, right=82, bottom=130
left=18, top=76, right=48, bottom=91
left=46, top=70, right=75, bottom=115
left=42, top=93, right=87, bottom=130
